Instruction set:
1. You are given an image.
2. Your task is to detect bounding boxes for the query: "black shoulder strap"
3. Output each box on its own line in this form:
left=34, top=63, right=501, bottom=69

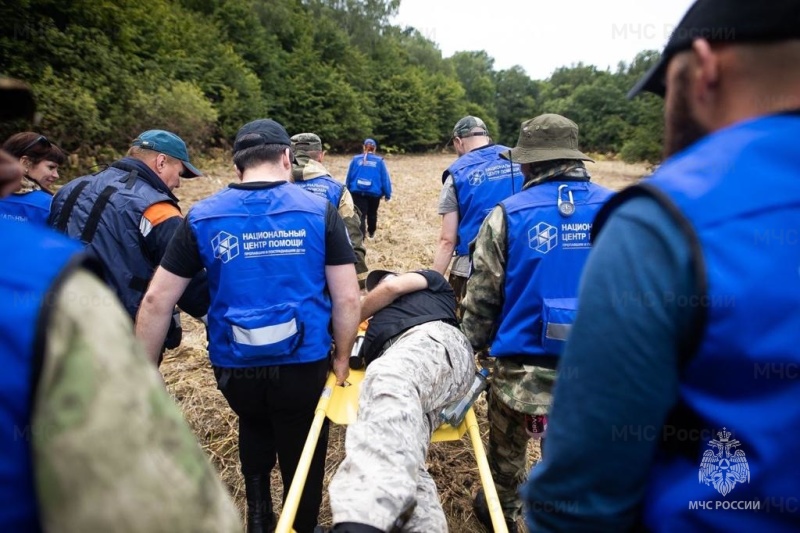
left=80, top=185, right=117, bottom=244
left=53, top=180, right=90, bottom=233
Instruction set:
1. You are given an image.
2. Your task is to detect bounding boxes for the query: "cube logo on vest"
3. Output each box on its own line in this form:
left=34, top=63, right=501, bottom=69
left=212, top=231, right=240, bottom=263
left=698, top=428, right=750, bottom=497
left=529, top=222, right=558, bottom=254
left=468, top=170, right=486, bottom=187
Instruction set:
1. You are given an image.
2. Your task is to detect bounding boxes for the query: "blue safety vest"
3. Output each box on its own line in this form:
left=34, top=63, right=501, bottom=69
left=295, top=174, right=344, bottom=208
left=188, top=183, right=333, bottom=368
left=48, top=163, right=175, bottom=319
left=491, top=180, right=611, bottom=358
left=447, top=145, right=523, bottom=256
left=346, top=153, right=389, bottom=198
left=0, top=190, right=51, bottom=225
left=594, top=113, right=800, bottom=532
left=0, top=220, right=83, bottom=532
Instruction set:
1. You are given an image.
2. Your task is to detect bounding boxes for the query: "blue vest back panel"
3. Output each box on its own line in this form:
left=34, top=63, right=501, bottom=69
left=48, top=166, right=174, bottom=318
left=189, top=184, right=333, bottom=367
left=0, top=220, right=81, bottom=531
left=295, top=175, right=344, bottom=207
left=596, top=114, right=800, bottom=532
left=491, top=181, right=611, bottom=358
left=0, top=190, right=51, bottom=225
left=347, top=154, right=385, bottom=197
left=449, top=146, right=523, bottom=256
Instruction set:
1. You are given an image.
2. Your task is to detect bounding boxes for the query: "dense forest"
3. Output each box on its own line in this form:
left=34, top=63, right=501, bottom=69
left=0, top=0, right=665, bottom=162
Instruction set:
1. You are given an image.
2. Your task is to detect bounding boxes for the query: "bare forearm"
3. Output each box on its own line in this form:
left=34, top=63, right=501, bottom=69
left=432, top=240, right=455, bottom=275
left=332, top=301, right=360, bottom=362
left=360, top=285, right=398, bottom=321
left=135, top=296, right=173, bottom=364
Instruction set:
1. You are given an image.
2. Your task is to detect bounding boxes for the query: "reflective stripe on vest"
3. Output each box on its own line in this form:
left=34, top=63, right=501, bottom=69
left=189, top=183, right=333, bottom=368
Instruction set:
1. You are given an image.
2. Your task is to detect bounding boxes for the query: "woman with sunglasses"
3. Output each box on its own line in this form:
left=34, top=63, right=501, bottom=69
left=0, top=132, right=66, bottom=224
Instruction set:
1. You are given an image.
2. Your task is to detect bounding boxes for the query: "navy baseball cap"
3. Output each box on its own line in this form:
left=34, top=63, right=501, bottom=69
left=131, top=130, right=202, bottom=177
left=363, top=138, right=377, bottom=147
left=629, top=0, right=800, bottom=98
left=234, top=119, right=292, bottom=153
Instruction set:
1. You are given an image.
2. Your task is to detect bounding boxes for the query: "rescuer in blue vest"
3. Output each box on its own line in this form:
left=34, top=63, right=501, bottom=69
left=135, top=118, right=361, bottom=533
left=433, top=116, right=523, bottom=320
left=461, top=114, right=612, bottom=532
left=0, top=131, right=66, bottom=224
left=291, top=132, right=369, bottom=288
left=0, top=77, right=239, bottom=533
left=48, top=129, right=209, bottom=355
left=525, top=1, right=800, bottom=532
left=345, top=138, right=392, bottom=240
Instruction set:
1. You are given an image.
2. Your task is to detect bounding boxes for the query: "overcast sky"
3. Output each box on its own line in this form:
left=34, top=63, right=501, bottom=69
left=392, top=0, right=696, bottom=80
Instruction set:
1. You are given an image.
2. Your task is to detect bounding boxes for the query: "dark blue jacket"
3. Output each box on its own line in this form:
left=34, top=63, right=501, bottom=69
left=48, top=159, right=177, bottom=319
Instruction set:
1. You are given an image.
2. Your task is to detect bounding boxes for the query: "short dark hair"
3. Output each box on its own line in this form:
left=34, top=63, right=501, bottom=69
left=2, top=131, right=66, bottom=165
left=233, top=143, right=288, bottom=172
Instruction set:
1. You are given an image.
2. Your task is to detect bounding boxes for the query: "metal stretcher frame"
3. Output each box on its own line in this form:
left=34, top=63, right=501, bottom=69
left=275, top=370, right=508, bottom=533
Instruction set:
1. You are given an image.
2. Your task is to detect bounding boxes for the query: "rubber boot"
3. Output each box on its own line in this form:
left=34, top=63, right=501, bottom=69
left=244, top=474, right=276, bottom=533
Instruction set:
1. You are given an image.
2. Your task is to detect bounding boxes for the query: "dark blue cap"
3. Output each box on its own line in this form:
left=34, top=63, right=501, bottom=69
left=364, top=138, right=377, bottom=147
left=234, top=119, right=292, bottom=153
left=629, top=0, right=800, bottom=98
left=131, top=130, right=201, bottom=177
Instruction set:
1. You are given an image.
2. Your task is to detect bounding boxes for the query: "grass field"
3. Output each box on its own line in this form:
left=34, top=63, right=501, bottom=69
left=163, top=152, right=651, bottom=532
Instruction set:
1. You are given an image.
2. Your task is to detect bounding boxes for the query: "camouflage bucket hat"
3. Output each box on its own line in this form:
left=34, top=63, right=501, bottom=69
left=501, top=114, right=593, bottom=165
left=452, top=116, right=489, bottom=138
left=291, top=132, right=322, bottom=153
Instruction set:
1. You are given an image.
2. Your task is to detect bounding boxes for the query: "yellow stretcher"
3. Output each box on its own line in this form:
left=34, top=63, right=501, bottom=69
left=275, top=370, right=508, bottom=533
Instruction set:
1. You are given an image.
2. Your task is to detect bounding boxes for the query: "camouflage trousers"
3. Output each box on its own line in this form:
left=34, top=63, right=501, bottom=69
left=486, top=384, right=551, bottom=523
left=447, top=272, right=468, bottom=323
left=329, top=321, right=474, bottom=532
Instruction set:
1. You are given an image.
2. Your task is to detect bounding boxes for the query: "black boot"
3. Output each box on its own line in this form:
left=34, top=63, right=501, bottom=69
left=473, top=488, right=518, bottom=533
left=244, top=474, right=276, bottom=533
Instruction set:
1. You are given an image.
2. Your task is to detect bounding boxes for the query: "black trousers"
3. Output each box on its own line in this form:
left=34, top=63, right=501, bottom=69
left=352, top=193, right=381, bottom=237
left=214, top=358, right=330, bottom=533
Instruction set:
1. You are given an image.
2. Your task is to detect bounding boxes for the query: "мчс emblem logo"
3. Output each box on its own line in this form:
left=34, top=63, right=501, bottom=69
left=699, top=428, right=750, bottom=496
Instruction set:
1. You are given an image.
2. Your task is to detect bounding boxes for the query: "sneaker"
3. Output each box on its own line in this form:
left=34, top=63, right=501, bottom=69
left=367, top=233, right=375, bottom=240
left=473, top=488, right=518, bottom=533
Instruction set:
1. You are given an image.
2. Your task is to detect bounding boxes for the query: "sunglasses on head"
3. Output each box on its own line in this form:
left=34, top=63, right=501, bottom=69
left=21, top=135, right=52, bottom=154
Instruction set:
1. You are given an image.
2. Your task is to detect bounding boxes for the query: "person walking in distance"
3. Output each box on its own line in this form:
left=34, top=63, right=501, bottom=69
left=346, top=138, right=391, bottom=240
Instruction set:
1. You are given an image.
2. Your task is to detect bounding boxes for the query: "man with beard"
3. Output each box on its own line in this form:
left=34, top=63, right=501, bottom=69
left=524, top=1, right=800, bottom=531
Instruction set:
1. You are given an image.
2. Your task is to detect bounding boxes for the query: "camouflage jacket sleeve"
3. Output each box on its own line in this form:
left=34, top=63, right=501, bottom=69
left=339, top=188, right=369, bottom=283
left=33, top=268, right=241, bottom=533
left=461, top=206, right=506, bottom=350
